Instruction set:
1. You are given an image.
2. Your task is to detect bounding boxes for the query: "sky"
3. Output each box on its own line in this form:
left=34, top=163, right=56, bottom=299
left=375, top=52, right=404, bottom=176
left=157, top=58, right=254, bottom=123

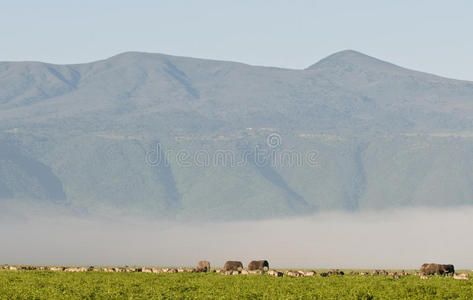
left=1, top=0, right=473, bottom=81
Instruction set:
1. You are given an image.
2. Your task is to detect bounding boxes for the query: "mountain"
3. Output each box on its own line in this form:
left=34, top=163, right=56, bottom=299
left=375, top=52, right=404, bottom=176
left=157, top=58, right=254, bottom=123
left=1, top=50, right=473, bottom=221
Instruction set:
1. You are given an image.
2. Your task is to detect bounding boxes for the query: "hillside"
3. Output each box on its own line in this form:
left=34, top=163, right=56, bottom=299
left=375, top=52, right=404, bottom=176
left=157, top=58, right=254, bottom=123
left=1, top=50, right=473, bottom=220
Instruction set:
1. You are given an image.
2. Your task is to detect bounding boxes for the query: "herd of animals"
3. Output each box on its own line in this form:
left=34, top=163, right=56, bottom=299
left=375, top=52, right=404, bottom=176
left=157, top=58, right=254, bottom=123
left=0, top=262, right=470, bottom=280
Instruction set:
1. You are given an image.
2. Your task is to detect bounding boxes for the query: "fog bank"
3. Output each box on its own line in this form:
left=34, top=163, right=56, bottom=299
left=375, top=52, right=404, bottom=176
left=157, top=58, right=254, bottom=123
left=1, top=207, right=473, bottom=270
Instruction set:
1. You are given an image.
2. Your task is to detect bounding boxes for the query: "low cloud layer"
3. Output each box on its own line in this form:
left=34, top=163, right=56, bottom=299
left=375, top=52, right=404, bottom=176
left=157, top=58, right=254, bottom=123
left=1, top=207, right=473, bottom=270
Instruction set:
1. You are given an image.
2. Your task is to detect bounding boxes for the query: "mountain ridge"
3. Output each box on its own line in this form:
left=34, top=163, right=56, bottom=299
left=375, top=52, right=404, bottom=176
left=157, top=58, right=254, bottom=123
left=2, top=49, right=472, bottom=83
left=1, top=50, right=473, bottom=221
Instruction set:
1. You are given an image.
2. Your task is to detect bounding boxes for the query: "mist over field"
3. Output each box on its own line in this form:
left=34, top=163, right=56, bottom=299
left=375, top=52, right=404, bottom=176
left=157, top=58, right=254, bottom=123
left=2, top=207, right=473, bottom=270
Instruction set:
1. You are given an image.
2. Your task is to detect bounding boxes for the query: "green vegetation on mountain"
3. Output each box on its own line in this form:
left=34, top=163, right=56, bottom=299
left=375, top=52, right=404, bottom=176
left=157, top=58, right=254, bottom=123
left=1, top=50, right=473, bottom=220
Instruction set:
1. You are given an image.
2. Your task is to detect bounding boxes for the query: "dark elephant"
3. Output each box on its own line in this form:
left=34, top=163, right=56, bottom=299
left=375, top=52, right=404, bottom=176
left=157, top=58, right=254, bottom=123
left=420, top=263, right=454, bottom=275
left=248, top=260, right=269, bottom=271
left=197, top=261, right=211, bottom=272
left=224, top=261, right=243, bottom=271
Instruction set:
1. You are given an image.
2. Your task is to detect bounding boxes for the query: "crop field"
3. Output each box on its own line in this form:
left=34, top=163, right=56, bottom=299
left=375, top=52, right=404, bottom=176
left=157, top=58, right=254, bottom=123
left=1, top=270, right=472, bottom=299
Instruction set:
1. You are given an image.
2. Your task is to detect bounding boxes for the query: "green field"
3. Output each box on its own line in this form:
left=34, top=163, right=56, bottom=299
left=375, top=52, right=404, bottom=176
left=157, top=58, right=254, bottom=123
left=1, top=270, right=472, bottom=299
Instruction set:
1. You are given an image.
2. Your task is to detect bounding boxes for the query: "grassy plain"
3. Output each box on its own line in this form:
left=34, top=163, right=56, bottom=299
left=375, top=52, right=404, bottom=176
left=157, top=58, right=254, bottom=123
left=0, top=270, right=472, bottom=299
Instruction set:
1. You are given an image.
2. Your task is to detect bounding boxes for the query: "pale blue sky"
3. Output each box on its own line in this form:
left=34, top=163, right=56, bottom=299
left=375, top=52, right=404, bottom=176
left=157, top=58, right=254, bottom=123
left=1, top=0, right=472, bottom=80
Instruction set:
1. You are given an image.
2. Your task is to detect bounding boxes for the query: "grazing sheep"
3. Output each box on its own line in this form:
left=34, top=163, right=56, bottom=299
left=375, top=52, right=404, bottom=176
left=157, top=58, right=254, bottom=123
left=380, top=270, right=389, bottom=276
left=328, top=269, right=344, bottom=276
left=65, top=267, right=87, bottom=272
left=299, top=270, right=316, bottom=277
left=267, top=270, right=283, bottom=277
left=453, top=273, right=469, bottom=280
left=286, top=270, right=302, bottom=277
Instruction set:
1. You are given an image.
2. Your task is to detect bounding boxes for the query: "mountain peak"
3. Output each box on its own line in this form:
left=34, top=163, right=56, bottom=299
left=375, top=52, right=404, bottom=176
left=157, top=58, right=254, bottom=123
left=323, top=49, right=370, bottom=59
left=106, top=51, right=166, bottom=62
left=306, top=49, right=396, bottom=71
